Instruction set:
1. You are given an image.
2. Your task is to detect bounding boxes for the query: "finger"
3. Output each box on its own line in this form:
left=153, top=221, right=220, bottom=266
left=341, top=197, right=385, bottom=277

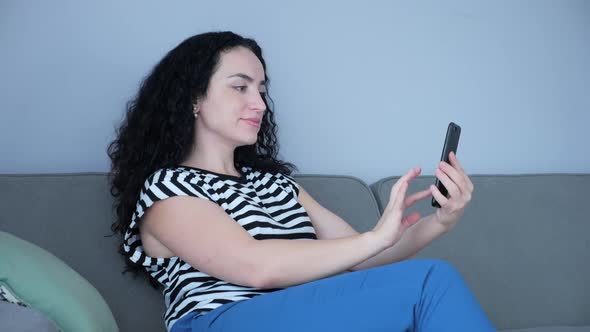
left=449, top=152, right=474, bottom=191
left=435, top=167, right=461, bottom=199
left=392, top=181, right=409, bottom=211
left=396, top=167, right=422, bottom=189
left=439, top=161, right=468, bottom=195
left=403, top=188, right=432, bottom=209
left=448, top=151, right=465, bottom=173
left=401, top=211, right=421, bottom=228
left=389, top=168, right=421, bottom=207
left=430, top=184, right=449, bottom=206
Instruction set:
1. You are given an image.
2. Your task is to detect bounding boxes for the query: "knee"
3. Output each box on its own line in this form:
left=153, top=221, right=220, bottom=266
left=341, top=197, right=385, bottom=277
left=416, top=258, right=463, bottom=280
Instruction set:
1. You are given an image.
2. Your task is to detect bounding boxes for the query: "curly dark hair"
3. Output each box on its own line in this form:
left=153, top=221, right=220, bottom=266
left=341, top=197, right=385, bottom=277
left=107, top=31, right=297, bottom=286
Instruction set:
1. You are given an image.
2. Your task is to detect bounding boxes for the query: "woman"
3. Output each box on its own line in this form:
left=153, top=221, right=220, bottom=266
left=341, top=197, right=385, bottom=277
left=108, top=31, right=495, bottom=331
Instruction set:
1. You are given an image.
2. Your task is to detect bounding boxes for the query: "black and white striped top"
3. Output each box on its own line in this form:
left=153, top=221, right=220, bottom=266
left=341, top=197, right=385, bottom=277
left=122, top=165, right=317, bottom=331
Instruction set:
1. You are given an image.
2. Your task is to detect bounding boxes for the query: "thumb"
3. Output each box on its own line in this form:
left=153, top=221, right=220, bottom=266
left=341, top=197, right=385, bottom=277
left=401, top=212, right=421, bottom=229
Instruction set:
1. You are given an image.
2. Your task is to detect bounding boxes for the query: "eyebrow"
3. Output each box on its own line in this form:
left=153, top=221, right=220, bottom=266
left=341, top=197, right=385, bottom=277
left=227, top=73, right=266, bottom=86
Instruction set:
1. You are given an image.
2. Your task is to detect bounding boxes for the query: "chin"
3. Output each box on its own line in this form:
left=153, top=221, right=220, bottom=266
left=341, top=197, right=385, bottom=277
left=245, top=136, right=258, bottom=145
left=235, top=134, right=258, bottom=146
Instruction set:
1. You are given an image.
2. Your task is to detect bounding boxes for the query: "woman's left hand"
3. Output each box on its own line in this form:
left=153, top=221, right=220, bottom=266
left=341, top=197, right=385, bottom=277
left=430, top=151, right=474, bottom=230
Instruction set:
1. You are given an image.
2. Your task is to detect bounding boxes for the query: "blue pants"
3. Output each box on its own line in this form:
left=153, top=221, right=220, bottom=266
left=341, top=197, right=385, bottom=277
left=171, top=259, right=496, bottom=332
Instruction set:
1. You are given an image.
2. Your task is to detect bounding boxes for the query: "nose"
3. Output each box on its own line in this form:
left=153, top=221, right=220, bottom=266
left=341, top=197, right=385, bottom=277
left=249, top=90, right=267, bottom=113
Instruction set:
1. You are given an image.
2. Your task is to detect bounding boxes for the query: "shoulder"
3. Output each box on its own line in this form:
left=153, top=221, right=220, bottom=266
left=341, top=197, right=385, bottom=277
left=270, top=172, right=300, bottom=200
left=126, top=167, right=219, bottom=258
left=140, top=167, right=215, bottom=204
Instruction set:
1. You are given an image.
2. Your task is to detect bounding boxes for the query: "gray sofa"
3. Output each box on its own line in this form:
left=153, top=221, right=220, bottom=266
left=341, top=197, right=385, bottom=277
left=1, top=172, right=589, bottom=331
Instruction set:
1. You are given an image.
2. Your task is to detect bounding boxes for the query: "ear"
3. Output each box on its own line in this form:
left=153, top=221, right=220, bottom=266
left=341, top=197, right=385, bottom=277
left=192, top=95, right=202, bottom=111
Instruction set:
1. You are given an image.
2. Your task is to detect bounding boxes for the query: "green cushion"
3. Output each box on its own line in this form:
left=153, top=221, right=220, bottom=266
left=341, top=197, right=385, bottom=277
left=0, top=231, right=118, bottom=332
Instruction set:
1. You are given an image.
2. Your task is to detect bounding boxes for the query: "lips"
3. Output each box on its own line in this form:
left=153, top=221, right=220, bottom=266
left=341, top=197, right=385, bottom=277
left=242, top=118, right=261, bottom=127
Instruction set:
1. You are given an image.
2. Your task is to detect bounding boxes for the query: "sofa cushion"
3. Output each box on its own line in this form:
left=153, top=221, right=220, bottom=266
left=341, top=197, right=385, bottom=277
left=0, top=301, right=61, bottom=332
left=0, top=231, right=118, bottom=332
left=371, top=174, right=590, bottom=330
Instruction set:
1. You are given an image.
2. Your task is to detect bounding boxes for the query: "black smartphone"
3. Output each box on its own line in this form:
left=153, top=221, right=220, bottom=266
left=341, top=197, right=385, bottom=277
left=432, top=122, right=461, bottom=208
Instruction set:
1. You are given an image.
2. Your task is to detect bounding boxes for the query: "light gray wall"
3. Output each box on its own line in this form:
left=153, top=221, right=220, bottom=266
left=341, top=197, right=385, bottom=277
left=1, top=0, right=588, bottom=185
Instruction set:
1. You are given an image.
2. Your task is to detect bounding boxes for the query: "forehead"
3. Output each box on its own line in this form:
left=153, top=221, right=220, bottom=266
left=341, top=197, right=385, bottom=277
left=214, top=47, right=265, bottom=81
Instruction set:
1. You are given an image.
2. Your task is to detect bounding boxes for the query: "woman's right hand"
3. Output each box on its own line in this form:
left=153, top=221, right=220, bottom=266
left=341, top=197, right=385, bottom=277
left=371, top=167, right=432, bottom=249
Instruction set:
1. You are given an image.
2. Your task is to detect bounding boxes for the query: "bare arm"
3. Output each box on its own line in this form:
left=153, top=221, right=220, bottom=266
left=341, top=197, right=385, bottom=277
left=349, top=214, right=450, bottom=271
left=296, top=184, right=447, bottom=271
left=249, top=232, right=382, bottom=288
left=140, top=196, right=387, bottom=290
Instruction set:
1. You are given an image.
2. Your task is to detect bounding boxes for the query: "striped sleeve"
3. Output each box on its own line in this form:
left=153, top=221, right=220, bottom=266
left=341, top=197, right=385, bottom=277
left=140, top=169, right=213, bottom=212
left=123, top=168, right=214, bottom=266
left=280, top=173, right=300, bottom=201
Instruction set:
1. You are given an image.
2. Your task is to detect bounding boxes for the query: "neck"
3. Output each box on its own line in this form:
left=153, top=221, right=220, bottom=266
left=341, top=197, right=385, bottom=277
left=182, top=133, right=239, bottom=176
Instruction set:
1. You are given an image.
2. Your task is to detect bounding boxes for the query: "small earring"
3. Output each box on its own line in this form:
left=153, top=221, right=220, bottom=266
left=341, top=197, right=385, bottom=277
left=193, top=104, right=199, bottom=118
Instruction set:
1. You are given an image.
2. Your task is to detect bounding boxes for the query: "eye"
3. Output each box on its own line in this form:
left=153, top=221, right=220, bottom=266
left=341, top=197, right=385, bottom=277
left=233, top=86, right=247, bottom=92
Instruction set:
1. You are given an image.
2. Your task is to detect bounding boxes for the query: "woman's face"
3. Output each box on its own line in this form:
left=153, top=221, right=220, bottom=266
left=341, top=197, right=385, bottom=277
left=196, top=46, right=267, bottom=146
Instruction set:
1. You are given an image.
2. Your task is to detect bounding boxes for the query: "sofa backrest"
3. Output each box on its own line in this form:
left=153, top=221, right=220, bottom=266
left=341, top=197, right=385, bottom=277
left=295, top=174, right=382, bottom=233
left=371, top=174, right=590, bottom=330
left=0, top=173, right=382, bottom=332
left=3, top=172, right=589, bottom=331
left=0, top=173, right=166, bottom=332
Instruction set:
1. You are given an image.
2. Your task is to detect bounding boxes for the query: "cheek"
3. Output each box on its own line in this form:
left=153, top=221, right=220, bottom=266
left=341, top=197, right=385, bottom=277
left=202, top=106, right=242, bottom=135
left=200, top=90, right=245, bottom=127
left=210, top=90, right=243, bottom=113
